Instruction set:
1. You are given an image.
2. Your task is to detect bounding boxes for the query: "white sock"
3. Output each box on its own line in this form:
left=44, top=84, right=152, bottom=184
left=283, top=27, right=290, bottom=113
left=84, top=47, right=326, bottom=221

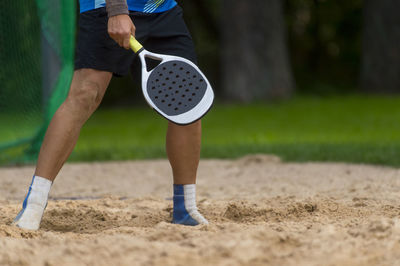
left=14, top=176, right=52, bottom=230
left=183, top=184, right=208, bottom=225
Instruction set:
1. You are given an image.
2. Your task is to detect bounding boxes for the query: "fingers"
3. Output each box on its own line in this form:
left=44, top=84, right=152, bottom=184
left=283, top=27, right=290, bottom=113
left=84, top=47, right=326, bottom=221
left=107, top=14, right=135, bottom=50
left=108, top=28, right=128, bottom=48
left=122, top=35, right=130, bottom=50
left=120, top=23, right=136, bottom=50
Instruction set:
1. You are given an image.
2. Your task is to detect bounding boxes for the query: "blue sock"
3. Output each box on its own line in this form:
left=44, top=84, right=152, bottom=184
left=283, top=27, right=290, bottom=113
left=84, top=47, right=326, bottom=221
left=172, top=184, right=208, bottom=226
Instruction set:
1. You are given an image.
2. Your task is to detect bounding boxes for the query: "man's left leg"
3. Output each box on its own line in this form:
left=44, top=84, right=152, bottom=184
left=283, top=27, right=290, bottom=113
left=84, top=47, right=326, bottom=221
left=166, top=120, right=208, bottom=225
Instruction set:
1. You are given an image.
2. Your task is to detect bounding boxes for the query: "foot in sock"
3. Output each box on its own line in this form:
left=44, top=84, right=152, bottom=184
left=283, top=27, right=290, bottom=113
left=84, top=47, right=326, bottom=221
left=13, top=176, right=52, bottom=230
left=172, top=184, right=208, bottom=226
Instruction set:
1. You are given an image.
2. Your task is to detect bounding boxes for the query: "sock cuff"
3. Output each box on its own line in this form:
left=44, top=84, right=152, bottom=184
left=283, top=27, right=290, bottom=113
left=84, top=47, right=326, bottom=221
left=173, top=184, right=196, bottom=196
left=183, top=184, right=196, bottom=195
left=173, top=184, right=184, bottom=195
left=31, top=176, right=52, bottom=192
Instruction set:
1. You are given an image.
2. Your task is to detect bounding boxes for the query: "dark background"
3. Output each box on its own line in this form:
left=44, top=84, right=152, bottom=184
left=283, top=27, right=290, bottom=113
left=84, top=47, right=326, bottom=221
left=102, top=0, right=400, bottom=106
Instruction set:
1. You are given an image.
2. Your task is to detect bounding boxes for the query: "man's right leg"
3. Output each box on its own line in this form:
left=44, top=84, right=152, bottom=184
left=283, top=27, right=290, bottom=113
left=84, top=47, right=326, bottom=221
left=14, top=68, right=112, bottom=230
left=35, top=69, right=112, bottom=181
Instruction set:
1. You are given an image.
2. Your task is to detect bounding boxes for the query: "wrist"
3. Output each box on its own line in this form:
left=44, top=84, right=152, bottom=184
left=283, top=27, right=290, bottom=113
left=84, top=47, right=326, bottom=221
left=106, top=3, right=129, bottom=17
left=109, top=14, right=130, bottom=20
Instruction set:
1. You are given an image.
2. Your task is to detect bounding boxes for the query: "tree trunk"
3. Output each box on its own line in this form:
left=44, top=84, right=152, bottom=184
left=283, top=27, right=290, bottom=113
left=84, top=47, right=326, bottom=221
left=361, top=0, right=400, bottom=93
left=221, top=0, right=294, bottom=102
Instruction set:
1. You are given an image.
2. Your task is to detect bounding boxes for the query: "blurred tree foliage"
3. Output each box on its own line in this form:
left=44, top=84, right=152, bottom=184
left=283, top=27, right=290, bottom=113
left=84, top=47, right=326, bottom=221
left=221, top=0, right=294, bottom=102
left=361, top=0, right=400, bottom=93
left=285, top=0, right=363, bottom=94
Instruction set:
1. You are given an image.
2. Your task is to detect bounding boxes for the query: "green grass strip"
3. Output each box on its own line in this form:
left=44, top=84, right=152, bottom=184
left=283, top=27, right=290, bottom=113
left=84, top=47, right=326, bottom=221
left=67, top=95, right=400, bottom=166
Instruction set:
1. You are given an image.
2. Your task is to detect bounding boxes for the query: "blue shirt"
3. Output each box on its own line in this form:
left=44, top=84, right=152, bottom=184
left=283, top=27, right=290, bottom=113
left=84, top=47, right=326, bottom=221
left=79, top=0, right=177, bottom=14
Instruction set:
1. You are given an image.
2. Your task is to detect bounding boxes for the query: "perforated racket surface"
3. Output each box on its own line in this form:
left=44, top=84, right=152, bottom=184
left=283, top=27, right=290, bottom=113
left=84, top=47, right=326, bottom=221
left=147, top=61, right=207, bottom=116
left=130, top=36, right=214, bottom=125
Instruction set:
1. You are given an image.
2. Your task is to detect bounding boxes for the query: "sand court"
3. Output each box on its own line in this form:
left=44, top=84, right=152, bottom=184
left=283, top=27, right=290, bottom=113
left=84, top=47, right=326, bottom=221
left=1, top=155, right=400, bottom=265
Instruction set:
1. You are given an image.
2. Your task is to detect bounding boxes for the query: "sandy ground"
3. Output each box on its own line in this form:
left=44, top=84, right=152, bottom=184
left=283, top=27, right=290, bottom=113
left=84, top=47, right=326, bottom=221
left=1, top=155, right=400, bottom=266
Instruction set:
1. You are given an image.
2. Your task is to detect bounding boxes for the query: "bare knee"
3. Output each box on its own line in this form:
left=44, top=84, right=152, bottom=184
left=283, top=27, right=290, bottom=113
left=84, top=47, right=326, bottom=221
left=71, top=80, right=101, bottom=106
left=64, top=75, right=109, bottom=121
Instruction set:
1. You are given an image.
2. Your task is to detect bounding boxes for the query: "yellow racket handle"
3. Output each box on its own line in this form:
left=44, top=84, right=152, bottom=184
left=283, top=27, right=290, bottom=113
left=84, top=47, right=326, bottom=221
left=130, top=36, right=143, bottom=54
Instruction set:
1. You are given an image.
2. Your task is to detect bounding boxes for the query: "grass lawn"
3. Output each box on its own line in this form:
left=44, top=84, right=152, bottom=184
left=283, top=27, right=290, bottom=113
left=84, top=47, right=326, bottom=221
left=2, top=95, right=400, bottom=166
left=72, top=95, right=400, bottom=166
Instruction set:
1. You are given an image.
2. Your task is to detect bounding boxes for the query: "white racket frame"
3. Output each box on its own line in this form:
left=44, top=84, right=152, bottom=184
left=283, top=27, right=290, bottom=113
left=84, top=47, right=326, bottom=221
left=137, top=49, right=214, bottom=125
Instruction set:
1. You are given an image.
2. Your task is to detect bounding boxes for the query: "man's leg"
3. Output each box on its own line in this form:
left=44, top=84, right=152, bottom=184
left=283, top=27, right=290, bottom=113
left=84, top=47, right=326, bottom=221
left=14, top=69, right=112, bottom=230
left=166, top=120, right=208, bottom=225
left=166, top=120, right=201, bottom=185
left=35, top=69, right=112, bottom=180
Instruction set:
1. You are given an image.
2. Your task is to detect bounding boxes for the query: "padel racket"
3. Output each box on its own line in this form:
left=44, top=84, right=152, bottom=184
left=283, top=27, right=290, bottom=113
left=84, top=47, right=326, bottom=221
left=130, top=36, right=214, bottom=125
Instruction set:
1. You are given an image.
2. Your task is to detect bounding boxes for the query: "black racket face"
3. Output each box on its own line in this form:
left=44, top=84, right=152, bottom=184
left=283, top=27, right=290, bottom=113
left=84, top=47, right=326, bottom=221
left=147, top=60, right=208, bottom=116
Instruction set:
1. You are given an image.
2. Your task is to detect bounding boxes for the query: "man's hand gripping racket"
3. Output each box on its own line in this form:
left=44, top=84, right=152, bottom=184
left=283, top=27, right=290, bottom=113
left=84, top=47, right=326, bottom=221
left=130, top=36, right=214, bottom=125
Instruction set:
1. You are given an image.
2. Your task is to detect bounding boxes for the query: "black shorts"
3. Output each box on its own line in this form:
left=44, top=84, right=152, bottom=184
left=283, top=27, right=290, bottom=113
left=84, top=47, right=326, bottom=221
left=75, top=5, right=197, bottom=77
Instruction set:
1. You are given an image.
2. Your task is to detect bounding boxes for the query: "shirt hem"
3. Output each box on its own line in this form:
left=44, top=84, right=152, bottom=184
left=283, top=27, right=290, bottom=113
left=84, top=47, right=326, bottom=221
left=80, top=1, right=177, bottom=14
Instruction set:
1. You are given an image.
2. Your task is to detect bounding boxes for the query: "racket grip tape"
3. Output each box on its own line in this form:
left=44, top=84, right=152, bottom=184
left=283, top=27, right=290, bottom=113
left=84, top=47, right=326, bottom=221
left=130, top=36, right=144, bottom=54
